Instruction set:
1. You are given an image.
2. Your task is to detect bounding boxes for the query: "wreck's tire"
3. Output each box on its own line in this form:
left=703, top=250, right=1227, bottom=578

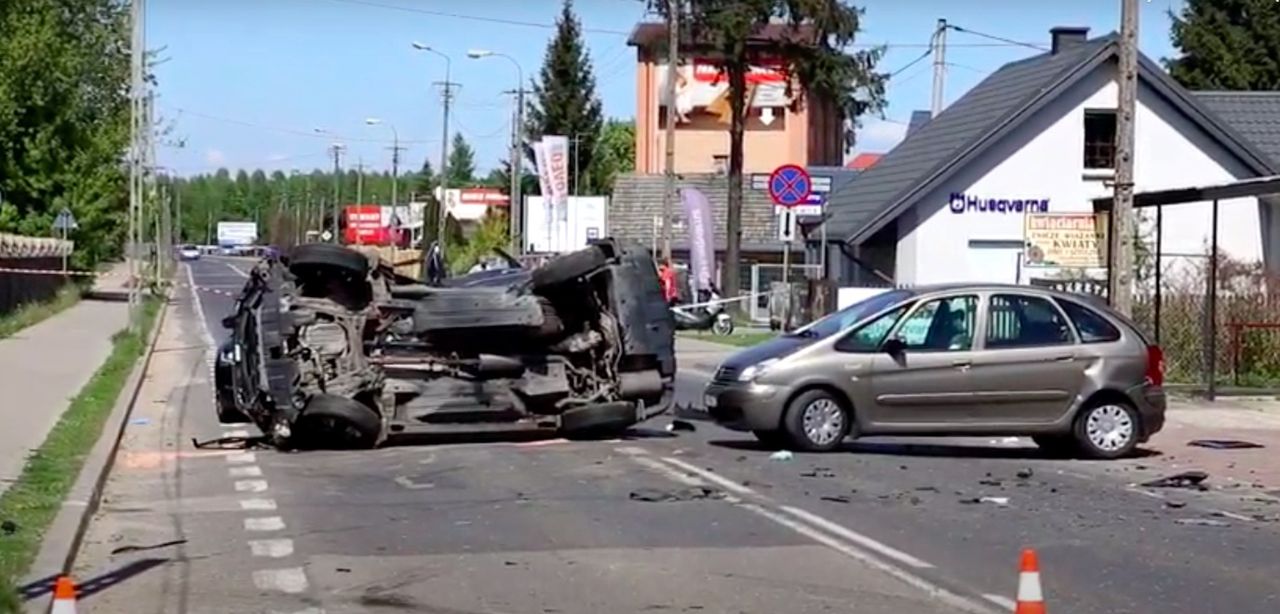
left=288, top=243, right=370, bottom=278
left=560, top=401, right=637, bottom=438
left=293, top=394, right=382, bottom=450
left=531, top=245, right=607, bottom=290
left=214, top=356, right=250, bottom=424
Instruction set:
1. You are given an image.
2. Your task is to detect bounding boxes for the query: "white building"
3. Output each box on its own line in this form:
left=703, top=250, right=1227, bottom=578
left=823, top=26, right=1280, bottom=288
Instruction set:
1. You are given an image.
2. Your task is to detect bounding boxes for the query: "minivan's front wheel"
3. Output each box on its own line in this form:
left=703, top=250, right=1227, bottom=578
left=782, top=390, right=851, bottom=452
left=1073, top=400, right=1140, bottom=459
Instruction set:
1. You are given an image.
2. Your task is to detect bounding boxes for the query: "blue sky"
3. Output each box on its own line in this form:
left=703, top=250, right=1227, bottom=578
left=152, top=0, right=1186, bottom=177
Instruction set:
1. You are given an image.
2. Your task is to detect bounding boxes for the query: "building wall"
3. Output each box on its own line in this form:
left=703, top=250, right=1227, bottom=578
left=633, top=49, right=841, bottom=174
left=894, top=66, right=1273, bottom=286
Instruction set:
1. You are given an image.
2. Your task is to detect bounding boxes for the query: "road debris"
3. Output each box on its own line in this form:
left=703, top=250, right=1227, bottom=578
left=1188, top=439, right=1264, bottom=450
left=1142, top=470, right=1210, bottom=490
left=629, top=487, right=726, bottom=503
left=1016, top=468, right=1034, bottom=479
left=800, top=467, right=836, bottom=478
left=820, top=495, right=851, bottom=504
left=769, top=450, right=794, bottom=462
left=962, top=496, right=1010, bottom=506
left=1165, top=500, right=1188, bottom=509
left=1175, top=518, right=1231, bottom=528
left=666, top=420, right=697, bottom=433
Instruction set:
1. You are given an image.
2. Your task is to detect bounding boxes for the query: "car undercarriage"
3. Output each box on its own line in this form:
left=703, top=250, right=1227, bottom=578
left=213, top=239, right=676, bottom=449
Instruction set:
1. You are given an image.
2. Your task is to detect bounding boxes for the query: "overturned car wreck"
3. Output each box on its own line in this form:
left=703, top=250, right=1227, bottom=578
left=214, top=239, right=676, bottom=448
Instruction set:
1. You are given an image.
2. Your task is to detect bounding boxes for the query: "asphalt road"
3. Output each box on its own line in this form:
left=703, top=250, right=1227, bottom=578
left=68, top=257, right=1280, bottom=614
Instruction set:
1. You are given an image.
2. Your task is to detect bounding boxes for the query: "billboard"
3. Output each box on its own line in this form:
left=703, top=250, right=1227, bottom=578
left=343, top=205, right=405, bottom=246
left=1023, top=213, right=1108, bottom=269
left=523, top=196, right=606, bottom=254
left=440, top=188, right=509, bottom=223
left=216, top=221, right=257, bottom=247
left=657, top=58, right=789, bottom=123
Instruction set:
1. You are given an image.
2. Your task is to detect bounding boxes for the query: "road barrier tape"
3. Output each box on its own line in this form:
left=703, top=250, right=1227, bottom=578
left=671, top=291, right=769, bottom=313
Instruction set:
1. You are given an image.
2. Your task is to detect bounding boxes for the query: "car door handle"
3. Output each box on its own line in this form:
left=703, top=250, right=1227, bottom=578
left=1052, top=354, right=1075, bottom=362
left=951, top=359, right=972, bottom=369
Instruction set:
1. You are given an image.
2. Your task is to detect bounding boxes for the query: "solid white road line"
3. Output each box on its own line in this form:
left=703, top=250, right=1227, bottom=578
left=229, top=466, right=263, bottom=478
left=252, top=568, right=308, bottom=593
left=249, top=539, right=295, bottom=558
left=226, top=452, right=257, bottom=464
left=983, top=594, right=1017, bottom=610
left=240, top=498, right=277, bottom=511
left=244, top=516, right=286, bottom=532
left=226, top=262, right=251, bottom=278
left=235, top=479, right=269, bottom=493
left=224, top=429, right=250, bottom=438
left=185, top=263, right=216, bottom=348
left=621, top=449, right=999, bottom=614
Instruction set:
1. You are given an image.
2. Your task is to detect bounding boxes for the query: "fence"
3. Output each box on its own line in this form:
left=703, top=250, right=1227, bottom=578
left=0, top=232, right=77, bottom=319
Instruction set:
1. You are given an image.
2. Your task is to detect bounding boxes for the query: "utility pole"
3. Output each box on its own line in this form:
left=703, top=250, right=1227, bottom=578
left=504, top=87, right=532, bottom=254
left=435, top=79, right=459, bottom=247
left=356, top=158, right=365, bottom=205
left=127, top=0, right=146, bottom=333
left=931, top=18, right=947, bottom=117
left=661, top=0, right=679, bottom=262
left=329, top=143, right=345, bottom=243
left=388, top=141, right=404, bottom=208
left=1111, top=0, right=1139, bottom=315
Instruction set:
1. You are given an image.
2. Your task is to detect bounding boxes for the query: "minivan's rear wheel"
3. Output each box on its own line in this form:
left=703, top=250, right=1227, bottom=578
left=1073, top=400, right=1140, bottom=459
left=782, top=390, right=851, bottom=452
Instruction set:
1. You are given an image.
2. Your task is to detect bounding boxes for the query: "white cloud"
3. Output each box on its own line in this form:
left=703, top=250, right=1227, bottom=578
left=205, top=148, right=227, bottom=166
left=267, top=153, right=288, bottom=162
left=854, top=119, right=909, bottom=153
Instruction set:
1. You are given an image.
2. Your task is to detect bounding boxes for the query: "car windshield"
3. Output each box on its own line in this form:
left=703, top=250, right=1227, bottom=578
left=788, top=289, right=913, bottom=339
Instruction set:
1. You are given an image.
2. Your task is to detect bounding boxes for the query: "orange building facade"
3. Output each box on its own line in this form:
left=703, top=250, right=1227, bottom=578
left=627, top=23, right=845, bottom=175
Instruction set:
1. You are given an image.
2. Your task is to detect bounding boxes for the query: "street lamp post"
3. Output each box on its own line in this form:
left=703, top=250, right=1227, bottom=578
left=412, top=42, right=455, bottom=249
left=365, top=118, right=401, bottom=213
left=468, top=49, right=525, bottom=254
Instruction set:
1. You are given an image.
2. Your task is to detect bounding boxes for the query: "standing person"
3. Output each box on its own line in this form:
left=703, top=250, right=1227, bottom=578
left=658, top=259, right=679, bottom=306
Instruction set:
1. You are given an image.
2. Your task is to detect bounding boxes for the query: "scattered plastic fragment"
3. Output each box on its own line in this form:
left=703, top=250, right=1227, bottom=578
left=1142, top=471, right=1210, bottom=490
left=1188, top=439, right=1264, bottom=450
left=769, top=450, right=794, bottom=461
left=1175, top=518, right=1230, bottom=527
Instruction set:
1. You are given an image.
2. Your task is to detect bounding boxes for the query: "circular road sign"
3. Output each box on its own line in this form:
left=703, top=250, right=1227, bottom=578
left=768, top=164, right=812, bottom=207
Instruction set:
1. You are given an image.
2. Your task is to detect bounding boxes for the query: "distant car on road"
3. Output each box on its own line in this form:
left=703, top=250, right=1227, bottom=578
left=178, top=245, right=201, bottom=261
left=703, top=284, right=1166, bottom=459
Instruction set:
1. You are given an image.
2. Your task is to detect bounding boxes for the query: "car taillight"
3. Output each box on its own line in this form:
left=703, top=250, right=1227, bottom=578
left=1145, top=345, right=1164, bottom=386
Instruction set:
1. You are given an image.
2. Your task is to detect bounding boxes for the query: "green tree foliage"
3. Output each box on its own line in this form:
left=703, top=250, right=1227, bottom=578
left=1165, top=0, right=1280, bottom=90
left=449, top=211, right=509, bottom=275
left=0, top=0, right=133, bottom=268
left=589, top=119, right=636, bottom=195
left=445, top=132, right=476, bottom=186
left=526, top=0, right=604, bottom=195
left=646, top=0, right=886, bottom=297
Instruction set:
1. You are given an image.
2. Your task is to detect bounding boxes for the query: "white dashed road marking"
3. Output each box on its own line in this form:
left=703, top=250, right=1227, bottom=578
left=244, top=516, right=286, bottom=532
left=253, top=568, right=308, bottom=593
left=229, top=466, right=263, bottom=478
left=983, top=594, right=1017, bottom=610
left=249, top=539, right=295, bottom=558
left=226, top=452, right=257, bottom=464
left=235, top=479, right=269, bottom=493
left=240, top=498, right=277, bottom=511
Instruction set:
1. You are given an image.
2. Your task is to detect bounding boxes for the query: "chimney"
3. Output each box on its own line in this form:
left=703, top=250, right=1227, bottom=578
left=1050, top=26, right=1089, bottom=54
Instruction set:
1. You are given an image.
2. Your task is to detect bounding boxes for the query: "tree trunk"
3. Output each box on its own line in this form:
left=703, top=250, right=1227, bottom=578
left=724, top=62, right=747, bottom=306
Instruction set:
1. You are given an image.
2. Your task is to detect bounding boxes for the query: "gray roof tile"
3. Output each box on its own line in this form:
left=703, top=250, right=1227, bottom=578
left=825, top=36, right=1116, bottom=242
left=1193, top=92, right=1280, bottom=166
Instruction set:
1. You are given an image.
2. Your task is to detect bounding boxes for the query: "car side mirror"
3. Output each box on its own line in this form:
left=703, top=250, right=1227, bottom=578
left=882, top=337, right=907, bottom=355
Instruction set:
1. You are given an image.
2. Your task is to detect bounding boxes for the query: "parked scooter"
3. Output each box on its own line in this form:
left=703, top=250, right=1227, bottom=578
left=671, top=288, right=734, bottom=336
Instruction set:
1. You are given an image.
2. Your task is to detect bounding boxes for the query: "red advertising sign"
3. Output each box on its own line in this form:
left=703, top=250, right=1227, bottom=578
left=458, top=188, right=509, bottom=206
left=691, top=58, right=787, bottom=84
left=344, top=205, right=393, bottom=245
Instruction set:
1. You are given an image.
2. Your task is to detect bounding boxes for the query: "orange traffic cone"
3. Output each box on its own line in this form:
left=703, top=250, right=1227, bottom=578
left=1015, top=548, right=1046, bottom=614
left=51, top=575, right=77, bottom=614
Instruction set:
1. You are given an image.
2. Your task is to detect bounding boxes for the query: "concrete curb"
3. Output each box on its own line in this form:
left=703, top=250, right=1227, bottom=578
left=21, top=294, right=171, bottom=614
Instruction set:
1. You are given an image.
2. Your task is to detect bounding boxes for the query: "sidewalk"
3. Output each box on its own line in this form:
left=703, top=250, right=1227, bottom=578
left=1146, top=396, right=1280, bottom=491
left=0, top=263, right=130, bottom=496
left=676, top=336, right=736, bottom=376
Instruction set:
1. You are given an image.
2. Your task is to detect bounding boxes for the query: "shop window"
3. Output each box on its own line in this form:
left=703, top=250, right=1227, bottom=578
left=1083, top=110, right=1117, bottom=169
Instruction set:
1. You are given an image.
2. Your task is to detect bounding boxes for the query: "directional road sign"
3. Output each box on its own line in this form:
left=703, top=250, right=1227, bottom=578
left=768, top=164, right=812, bottom=207
left=53, top=208, right=78, bottom=231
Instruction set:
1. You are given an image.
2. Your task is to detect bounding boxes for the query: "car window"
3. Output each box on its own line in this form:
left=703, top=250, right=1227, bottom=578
left=892, top=295, right=978, bottom=352
left=1057, top=299, right=1121, bottom=343
left=986, top=294, right=1074, bottom=349
left=834, top=305, right=909, bottom=352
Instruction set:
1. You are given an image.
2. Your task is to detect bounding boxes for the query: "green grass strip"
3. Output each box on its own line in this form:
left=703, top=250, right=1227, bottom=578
left=0, top=284, right=85, bottom=341
left=678, top=329, right=778, bottom=348
left=0, top=297, right=161, bottom=611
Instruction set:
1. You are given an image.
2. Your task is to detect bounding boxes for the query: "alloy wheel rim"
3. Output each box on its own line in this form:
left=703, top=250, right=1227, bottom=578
left=1085, top=404, right=1134, bottom=452
left=802, top=399, right=844, bottom=446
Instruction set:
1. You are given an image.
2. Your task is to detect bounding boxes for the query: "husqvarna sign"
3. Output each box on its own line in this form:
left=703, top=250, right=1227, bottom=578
left=949, top=192, right=1049, bottom=214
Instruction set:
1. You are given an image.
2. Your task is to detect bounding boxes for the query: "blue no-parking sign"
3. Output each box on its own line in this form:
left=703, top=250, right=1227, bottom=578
left=767, top=164, right=812, bottom=208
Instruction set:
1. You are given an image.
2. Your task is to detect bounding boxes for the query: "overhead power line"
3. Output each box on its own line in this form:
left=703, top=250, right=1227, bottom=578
left=166, top=107, right=438, bottom=145
left=947, top=24, right=1050, bottom=52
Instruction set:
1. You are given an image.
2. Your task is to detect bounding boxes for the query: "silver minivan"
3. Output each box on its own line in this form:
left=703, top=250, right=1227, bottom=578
left=703, top=284, right=1166, bottom=459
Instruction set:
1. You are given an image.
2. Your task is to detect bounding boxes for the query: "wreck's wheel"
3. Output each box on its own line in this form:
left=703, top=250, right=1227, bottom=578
left=560, top=401, right=638, bottom=439
left=289, top=243, right=370, bottom=278
left=293, top=394, right=382, bottom=449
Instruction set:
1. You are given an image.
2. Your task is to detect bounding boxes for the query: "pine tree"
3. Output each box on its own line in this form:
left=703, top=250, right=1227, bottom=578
left=526, top=0, right=604, bottom=195
left=446, top=133, right=476, bottom=186
left=1165, top=0, right=1280, bottom=90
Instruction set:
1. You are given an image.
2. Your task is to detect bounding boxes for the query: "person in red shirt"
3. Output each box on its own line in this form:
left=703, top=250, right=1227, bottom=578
left=658, top=259, right=679, bottom=306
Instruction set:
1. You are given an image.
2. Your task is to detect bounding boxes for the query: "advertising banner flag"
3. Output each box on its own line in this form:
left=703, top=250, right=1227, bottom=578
left=541, top=135, right=571, bottom=222
left=680, top=187, right=715, bottom=294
